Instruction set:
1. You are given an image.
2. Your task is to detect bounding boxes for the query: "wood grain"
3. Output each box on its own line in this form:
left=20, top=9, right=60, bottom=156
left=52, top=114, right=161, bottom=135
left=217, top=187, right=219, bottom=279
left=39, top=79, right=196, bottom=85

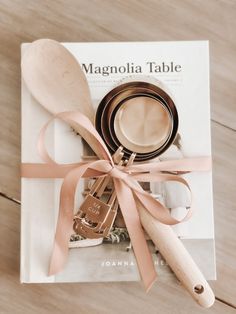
left=0, top=195, right=234, bottom=314
left=0, top=0, right=235, bottom=312
left=0, top=0, right=235, bottom=200
left=211, top=121, right=236, bottom=306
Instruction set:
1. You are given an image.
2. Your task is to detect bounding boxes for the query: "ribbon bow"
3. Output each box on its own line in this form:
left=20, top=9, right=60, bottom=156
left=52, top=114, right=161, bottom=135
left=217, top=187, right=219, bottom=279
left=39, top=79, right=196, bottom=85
left=21, top=111, right=212, bottom=291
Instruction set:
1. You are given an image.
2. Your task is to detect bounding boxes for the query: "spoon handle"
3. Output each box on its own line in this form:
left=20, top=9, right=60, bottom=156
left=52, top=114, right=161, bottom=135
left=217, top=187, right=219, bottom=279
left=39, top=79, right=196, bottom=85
left=138, top=204, right=215, bottom=308
left=70, top=121, right=106, bottom=158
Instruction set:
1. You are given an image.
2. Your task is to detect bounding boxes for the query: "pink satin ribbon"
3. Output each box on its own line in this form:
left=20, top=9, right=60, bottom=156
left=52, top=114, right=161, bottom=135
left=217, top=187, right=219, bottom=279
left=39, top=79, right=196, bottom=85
left=21, top=111, right=212, bottom=291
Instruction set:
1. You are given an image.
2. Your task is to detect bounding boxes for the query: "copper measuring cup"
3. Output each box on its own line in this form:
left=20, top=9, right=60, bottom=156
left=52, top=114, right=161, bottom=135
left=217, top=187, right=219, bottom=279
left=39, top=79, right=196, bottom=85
left=95, top=81, right=179, bottom=160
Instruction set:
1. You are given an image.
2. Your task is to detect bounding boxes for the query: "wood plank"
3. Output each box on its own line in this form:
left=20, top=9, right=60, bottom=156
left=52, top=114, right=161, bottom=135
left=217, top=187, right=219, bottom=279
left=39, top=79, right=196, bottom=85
left=0, top=195, right=235, bottom=314
left=0, top=0, right=235, bottom=310
left=211, top=121, right=236, bottom=306
left=0, top=0, right=235, bottom=199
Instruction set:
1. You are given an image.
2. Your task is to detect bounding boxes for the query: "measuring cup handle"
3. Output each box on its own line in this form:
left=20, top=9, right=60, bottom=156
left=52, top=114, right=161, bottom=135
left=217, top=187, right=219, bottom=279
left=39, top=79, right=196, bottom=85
left=138, top=204, right=215, bottom=308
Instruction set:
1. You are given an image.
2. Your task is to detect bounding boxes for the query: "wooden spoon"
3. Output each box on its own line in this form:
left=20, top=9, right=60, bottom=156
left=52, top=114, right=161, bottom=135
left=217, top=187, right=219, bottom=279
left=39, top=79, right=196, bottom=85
left=21, top=39, right=103, bottom=156
left=139, top=203, right=215, bottom=308
left=21, top=39, right=214, bottom=307
left=22, top=39, right=94, bottom=121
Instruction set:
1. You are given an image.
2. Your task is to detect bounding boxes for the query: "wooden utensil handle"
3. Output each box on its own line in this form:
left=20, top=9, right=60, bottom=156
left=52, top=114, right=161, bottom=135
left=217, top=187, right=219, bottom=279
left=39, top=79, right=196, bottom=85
left=73, top=119, right=215, bottom=307
left=138, top=204, right=215, bottom=308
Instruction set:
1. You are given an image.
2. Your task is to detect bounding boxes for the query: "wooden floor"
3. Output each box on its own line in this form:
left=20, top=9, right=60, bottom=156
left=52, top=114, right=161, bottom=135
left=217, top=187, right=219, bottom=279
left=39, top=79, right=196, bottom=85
left=0, top=0, right=235, bottom=313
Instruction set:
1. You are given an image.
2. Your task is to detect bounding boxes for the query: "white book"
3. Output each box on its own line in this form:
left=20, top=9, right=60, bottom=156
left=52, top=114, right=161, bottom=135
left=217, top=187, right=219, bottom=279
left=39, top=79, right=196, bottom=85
left=21, top=41, right=216, bottom=283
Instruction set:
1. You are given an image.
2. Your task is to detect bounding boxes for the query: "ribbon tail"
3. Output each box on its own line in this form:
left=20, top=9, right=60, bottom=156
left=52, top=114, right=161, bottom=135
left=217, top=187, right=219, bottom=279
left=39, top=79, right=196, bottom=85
left=48, top=211, right=74, bottom=276
left=48, top=160, right=109, bottom=276
left=113, top=178, right=157, bottom=292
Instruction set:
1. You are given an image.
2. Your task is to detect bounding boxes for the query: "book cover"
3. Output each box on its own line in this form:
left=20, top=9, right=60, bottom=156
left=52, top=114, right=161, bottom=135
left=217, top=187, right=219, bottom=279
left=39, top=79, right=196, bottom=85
left=21, top=41, right=216, bottom=283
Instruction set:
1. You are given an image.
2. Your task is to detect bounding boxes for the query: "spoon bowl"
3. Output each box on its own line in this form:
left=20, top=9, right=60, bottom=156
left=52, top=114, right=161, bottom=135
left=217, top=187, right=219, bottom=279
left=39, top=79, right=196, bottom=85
left=21, top=39, right=104, bottom=157
left=21, top=39, right=94, bottom=121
